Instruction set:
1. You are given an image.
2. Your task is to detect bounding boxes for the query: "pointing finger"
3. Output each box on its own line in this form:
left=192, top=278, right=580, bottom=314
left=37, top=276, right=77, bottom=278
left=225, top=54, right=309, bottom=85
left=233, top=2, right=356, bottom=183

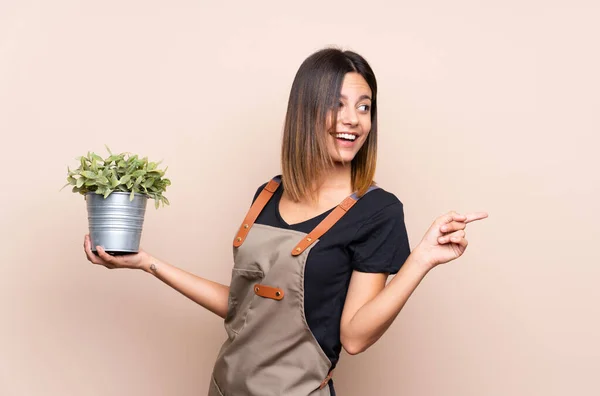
left=464, top=212, right=489, bottom=224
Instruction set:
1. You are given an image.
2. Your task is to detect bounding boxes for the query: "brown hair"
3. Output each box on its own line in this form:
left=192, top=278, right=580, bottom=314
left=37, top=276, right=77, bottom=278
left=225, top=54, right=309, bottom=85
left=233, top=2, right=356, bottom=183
left=281, top=48, right=378, bottom=202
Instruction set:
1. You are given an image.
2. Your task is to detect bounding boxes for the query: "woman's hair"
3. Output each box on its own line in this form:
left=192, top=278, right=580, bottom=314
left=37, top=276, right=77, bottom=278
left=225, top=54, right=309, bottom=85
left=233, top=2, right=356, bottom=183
left=281, top=47, right=378, bottom=202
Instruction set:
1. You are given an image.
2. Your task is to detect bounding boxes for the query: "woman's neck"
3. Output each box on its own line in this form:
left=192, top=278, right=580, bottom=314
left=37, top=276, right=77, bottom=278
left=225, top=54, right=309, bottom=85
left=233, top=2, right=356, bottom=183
left=280, top=162, right=353, bottom=220
left=316, top=162, right=352, bottom=191
left=306, top=162, right=353, bottom=205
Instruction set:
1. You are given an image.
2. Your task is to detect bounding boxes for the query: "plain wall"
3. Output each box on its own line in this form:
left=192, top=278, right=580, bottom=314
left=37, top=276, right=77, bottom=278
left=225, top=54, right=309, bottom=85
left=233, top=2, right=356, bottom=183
left=1, top=1, right=598, bottom=395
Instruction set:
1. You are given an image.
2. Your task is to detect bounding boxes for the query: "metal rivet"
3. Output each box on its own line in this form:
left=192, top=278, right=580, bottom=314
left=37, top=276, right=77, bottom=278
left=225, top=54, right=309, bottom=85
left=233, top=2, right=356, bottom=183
left=306, top=237, right=312, bottom=242
left=243, top=224, right=249, bottom=229
left=236, top=237, right=242, bottom=242
left=275, top=291, right=281, bottom=297
left=255, top=286, right=259, bottom=293
left=295, top=247, right=301, bottom=252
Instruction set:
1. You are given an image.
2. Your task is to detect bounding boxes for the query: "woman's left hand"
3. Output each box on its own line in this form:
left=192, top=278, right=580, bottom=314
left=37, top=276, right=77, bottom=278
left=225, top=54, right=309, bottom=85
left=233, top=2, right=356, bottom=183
left=414, top=210, right=488, bottom=269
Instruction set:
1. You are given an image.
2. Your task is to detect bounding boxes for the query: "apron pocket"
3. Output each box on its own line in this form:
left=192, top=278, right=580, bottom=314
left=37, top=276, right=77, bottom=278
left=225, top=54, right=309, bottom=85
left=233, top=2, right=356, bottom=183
left=225, top=268, right=264, bottom=336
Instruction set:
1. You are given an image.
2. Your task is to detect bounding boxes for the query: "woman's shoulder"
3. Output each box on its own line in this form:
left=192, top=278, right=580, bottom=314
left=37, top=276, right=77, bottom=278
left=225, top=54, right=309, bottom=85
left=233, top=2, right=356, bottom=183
left=336, top=184, right=407, bottom=231
left=358, top=184, right=404, bottom=211
left=251, top=175, right=283, bottom=202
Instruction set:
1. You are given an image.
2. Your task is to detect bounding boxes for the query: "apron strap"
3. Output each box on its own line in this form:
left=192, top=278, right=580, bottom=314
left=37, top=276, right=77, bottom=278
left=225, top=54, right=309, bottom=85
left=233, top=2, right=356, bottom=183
left=319, top=369, right=335, bottom=389
left=233, top=176, right=281, bottom=247
left=291, top=185, right=379, bottom=256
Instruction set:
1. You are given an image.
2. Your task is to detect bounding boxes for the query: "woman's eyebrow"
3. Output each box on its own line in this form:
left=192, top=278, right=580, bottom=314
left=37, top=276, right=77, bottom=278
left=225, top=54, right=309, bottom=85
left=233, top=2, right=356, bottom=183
left=340, top=94, right=372, bottom=101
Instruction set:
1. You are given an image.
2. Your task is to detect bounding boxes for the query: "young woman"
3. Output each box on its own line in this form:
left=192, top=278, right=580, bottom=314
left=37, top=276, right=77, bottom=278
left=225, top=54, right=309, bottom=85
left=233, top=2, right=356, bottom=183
left=84, top=48, right=488, bottom=396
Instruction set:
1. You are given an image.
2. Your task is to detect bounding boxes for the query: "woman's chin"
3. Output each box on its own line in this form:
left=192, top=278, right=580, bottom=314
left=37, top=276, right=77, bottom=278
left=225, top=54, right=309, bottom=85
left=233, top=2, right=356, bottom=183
left=330, top=154, right=357, bottom=166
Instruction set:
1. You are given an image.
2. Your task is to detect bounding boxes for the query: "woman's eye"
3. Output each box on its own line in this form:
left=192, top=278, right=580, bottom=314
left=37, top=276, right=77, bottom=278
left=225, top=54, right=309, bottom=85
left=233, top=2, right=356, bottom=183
left=358, top=104, right=370, bottom=112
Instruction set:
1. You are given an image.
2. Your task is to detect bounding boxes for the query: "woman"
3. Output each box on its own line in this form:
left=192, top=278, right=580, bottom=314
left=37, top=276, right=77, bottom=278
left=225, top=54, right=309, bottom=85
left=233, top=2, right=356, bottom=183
left=84, top=48, right=488, bottom=396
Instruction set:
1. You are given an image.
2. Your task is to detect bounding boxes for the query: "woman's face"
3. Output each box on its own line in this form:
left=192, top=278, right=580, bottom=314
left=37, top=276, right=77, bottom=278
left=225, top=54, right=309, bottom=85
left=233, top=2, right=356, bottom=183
left=326, top=72, right=372, bottom=164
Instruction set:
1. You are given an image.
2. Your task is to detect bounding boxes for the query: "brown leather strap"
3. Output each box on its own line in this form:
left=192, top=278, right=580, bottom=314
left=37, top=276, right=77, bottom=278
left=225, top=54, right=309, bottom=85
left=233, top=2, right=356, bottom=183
left=253, top=284, right=284, bottom=300
left=233, top=178, right=281, bottom=247
left=319, top=369, right=334, bottom=389
left=291, top=196, right=357, bottom=256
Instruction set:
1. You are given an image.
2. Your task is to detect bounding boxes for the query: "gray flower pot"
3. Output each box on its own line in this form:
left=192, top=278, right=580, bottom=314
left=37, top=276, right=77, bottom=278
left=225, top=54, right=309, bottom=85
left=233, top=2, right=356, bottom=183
left=86, top=191, right=148, bottom=255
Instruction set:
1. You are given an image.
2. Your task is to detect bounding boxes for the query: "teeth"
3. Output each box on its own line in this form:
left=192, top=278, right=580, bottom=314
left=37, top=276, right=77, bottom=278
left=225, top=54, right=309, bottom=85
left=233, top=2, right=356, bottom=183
left=335, top=133, right=356, bottom=141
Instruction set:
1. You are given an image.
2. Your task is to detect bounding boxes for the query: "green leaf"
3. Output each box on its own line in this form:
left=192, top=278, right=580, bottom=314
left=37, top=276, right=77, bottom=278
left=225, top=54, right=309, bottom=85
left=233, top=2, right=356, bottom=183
left=103, top=188, right=112, bottom=199
left=132, top=169, right=146, bottom=178
left=142, top=178, right=155, bottom=188
left=110, top=173, right=119, bottom=188
left=76, top=177, right=85, bottom=188
left=130, top=190, right=135, bottom=201
left=91, top=153, right=103, bottom=163
left=96, top=176, right=109, bottom=186
left=81, top=171, right=97, bottom=179
left=119, top=174, right=132, bottom=185
left=105, top=145, right=113, bottom=155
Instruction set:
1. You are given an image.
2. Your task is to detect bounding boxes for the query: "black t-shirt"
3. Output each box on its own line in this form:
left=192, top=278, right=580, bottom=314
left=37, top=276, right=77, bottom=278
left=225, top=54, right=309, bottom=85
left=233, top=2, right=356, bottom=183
left=250, top=177, right=412, bottom=374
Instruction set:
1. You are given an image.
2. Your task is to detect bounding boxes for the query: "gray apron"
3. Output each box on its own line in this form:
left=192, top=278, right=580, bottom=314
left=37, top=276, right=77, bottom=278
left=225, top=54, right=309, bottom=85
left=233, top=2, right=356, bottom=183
left=209, top=177, right=377, bottom=396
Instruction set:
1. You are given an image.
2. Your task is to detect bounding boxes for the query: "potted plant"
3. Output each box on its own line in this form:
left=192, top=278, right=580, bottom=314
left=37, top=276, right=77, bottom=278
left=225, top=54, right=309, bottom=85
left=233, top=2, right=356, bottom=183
left=62, top=146, right=170, bottom=255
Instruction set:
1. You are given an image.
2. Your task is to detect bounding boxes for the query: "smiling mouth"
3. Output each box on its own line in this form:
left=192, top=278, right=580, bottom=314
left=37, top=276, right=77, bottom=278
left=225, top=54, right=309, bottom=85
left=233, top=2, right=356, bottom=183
left=333, top=132, right=357, bottom=141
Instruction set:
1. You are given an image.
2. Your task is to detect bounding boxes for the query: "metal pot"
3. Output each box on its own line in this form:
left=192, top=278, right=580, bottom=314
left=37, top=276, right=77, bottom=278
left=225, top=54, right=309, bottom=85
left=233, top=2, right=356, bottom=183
left=86, top=191, right=148, bottom=255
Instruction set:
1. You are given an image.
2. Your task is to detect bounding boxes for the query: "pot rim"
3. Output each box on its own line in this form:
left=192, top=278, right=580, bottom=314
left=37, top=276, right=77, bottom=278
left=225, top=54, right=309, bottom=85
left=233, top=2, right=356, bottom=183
left=84, top=191, right=150, bottom=199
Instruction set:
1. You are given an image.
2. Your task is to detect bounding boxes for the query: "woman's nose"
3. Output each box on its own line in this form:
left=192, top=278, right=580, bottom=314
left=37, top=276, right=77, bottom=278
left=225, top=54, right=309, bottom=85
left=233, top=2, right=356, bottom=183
left=340, top=107, right=358, bottom=126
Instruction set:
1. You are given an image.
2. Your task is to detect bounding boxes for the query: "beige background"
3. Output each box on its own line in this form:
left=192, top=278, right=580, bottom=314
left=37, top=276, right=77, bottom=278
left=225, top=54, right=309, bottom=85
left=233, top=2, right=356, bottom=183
left=1, top=1, right=598, bottom=395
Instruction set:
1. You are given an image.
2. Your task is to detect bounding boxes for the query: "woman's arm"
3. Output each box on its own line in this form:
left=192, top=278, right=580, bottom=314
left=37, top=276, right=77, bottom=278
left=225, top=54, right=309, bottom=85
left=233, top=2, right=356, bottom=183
left=142, top=256, right=230, bottom=318
left=340, top=211, right=488, bottom=355
left=340, top=253, right=430, bottom=355
left=84, top=235, right=230, bottom=319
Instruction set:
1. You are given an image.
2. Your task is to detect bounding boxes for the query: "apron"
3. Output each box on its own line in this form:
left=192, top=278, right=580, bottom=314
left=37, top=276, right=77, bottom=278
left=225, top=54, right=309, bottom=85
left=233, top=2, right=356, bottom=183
left=209, top=176, right=377, bottom=396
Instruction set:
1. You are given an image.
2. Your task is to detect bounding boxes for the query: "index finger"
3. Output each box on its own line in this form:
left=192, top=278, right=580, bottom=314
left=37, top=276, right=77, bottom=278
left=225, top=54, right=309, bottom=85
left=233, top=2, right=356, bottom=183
left=464, top=212, right=489, bottom=224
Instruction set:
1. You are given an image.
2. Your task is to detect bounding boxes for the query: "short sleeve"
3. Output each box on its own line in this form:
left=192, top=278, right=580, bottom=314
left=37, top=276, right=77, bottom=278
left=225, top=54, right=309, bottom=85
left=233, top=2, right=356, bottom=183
left=349, top=201, right=411, bottom=274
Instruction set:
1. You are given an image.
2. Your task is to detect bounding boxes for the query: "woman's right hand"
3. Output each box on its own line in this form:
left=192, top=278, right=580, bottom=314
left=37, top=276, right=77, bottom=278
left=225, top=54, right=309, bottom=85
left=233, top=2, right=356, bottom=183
left=83, top=234, right=151, bottom=271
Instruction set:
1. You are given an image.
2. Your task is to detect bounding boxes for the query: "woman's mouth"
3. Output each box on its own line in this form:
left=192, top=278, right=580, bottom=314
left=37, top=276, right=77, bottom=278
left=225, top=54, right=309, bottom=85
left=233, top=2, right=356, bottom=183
left=334, top=132, right=357, bottom=141
left=332, top=132, right=358, bottom=148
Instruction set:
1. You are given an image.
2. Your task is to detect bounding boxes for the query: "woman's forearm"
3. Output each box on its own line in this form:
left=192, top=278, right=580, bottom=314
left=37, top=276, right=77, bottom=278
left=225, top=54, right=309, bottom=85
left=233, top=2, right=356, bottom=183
left=342, top=251, right=432, bottom=354
left=142, top=256, right=230, bottom=319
